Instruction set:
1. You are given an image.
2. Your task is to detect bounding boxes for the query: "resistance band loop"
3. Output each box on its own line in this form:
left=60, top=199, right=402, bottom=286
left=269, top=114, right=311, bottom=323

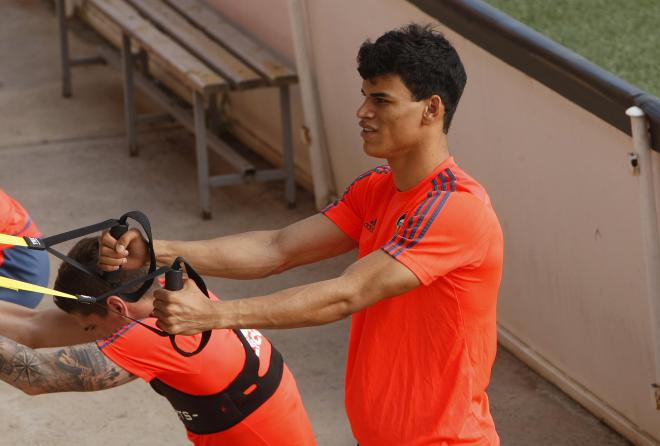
left=6, top=212, right=158, bottom=302
left=99, top=257, right=212, bottom=357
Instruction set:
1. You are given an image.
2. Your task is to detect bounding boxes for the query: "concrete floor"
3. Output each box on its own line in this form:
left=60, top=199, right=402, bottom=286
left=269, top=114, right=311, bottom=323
left=0, top=1, right=632, bottom=445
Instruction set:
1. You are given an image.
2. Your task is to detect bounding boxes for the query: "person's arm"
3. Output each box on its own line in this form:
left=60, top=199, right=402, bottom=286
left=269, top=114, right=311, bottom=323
left=150, top=192, right=496, bottom=335
left=0, top=301, right=98, bottom=348
left=152, top=248, right=421, bottom=334
left=0, top=336, right=135, bottom=395
left=98, top=214, right=356, bottom=278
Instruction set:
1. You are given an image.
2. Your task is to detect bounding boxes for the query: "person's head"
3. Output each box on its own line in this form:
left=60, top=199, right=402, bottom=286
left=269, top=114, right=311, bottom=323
left=356, top=24, right=467, bottom=157
left=53, top=237, right=158, bottom=338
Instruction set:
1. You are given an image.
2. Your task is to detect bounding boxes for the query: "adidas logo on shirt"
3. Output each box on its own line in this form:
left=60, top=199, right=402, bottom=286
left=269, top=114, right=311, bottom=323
left=364, top=219, right=377, bottom=232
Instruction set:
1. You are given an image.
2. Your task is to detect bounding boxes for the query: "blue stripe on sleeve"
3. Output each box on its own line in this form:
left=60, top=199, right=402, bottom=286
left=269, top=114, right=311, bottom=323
left=383, top=177, right=440, bottom=253
left=97, top=321, right=140, bottom=350
left=390, top=190, right=452, bottom=258
left=445, top=168, right=456, bottom=192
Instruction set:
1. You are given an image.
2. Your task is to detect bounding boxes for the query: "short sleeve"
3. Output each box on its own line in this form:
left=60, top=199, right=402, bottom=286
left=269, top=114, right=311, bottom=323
left=382, top=191, right=494, bottom=286
left=97, top=319, right=203, bottom=381
left=322, top=169, right=379, bottom=242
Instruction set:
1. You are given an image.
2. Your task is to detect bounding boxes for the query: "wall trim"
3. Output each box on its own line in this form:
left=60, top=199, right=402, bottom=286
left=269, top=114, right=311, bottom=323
left=498, top=324, right=659, bottom=446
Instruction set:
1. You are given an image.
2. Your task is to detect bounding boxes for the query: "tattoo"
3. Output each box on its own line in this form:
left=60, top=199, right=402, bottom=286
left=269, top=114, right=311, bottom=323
left=0, top=336, right=135, bottom=395
left=12, top=347, right=42, bottom=386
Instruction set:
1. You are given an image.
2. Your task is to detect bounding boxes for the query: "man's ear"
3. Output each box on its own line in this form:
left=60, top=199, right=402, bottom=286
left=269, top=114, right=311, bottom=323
left=105, top=296, right=128, bottom=316
left=422, top=95, right=444, bottom=124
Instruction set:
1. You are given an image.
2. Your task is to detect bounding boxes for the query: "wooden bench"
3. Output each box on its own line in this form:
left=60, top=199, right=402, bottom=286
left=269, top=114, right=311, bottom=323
left=55, top=0, right=298, bottom=219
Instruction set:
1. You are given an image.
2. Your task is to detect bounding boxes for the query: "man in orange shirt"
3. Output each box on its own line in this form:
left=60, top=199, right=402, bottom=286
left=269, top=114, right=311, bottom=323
left=100, top=24, right=504, bottom=445
left=0, top=189, right=49, bottom=308
left=0, top=238, right=316, bottom=446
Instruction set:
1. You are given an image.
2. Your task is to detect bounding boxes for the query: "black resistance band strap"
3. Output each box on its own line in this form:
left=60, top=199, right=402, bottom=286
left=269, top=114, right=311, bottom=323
left=43, top=218, right=120, bottom=282
left=38, top=211, right=157, bottom=302
left=165, top=258, right=212, bottom=357
left=96, top=258, right=212, bottom=357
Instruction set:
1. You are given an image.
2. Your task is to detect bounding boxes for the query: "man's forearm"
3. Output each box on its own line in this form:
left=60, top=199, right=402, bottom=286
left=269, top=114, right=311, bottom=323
left=0, top=337, right=48, bottom=394
left=216, top=278, right=358, bottom=329
left=0, top=304, right=96, bottom=349
left=155, top=230, right=285, bottom=279
left=154, top=275, right=361, bottom=334
left=152, top=215, right=356, bottom=279
left=0, top=302, right=39, bottom=347
left=0, top=337, right=134, bottom=395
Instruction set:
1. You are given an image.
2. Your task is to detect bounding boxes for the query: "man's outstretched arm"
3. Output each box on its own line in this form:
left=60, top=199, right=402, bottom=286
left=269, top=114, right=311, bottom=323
left=152, top=248, right=421, bottom=334
left=98, top=214, right=357, bottom=278
left=0, top=336, right=135, bottom=395
left=0, top=302, right=98, bottom=348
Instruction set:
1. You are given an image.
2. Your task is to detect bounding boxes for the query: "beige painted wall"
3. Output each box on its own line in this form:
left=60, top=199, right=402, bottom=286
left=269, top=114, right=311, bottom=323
left=204, top=0, right=313, bottom=188
left=205, top=0, right=659, bottom=442
left=452, top=35, right=658, bottom=441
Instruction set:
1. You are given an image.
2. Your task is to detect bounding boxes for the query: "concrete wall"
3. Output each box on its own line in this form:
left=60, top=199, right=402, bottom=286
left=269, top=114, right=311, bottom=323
left=453, top=37, right=660, bottom=444
left=200, top=0, right=660, bottom=443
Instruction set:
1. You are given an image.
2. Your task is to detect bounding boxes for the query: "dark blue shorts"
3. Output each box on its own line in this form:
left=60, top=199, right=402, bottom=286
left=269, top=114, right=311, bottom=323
left=0, top=246, right=50, bottom=308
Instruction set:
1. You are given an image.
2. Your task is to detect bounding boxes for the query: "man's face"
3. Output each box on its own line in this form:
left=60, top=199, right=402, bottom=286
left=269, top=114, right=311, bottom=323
left=69, top=291, right=156, bottom=339
left=356, top=74, right=427, bottom=159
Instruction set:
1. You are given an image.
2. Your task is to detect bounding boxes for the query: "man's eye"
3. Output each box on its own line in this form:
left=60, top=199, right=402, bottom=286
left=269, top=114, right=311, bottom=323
left=375, top=98, right=388, bottom=104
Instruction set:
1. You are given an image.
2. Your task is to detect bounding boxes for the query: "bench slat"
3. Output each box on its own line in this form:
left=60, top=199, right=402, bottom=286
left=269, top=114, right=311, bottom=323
left=82, top=1, right=197, bottom=103
left=126, top=0, right=264, bottom=90
left=98, top=46, right=256, bottom=174
left=90, top=0, right=227, bottom=95
left=164, top=0, right=297, bottom=86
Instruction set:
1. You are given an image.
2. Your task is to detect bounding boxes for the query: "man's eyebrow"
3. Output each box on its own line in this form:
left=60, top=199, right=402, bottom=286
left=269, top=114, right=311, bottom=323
left=361, top=89, right=391, bottom=98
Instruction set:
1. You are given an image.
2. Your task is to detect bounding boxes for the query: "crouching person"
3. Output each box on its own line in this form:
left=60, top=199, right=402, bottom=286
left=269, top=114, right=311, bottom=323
left=0, top=237, right=316, bottom=445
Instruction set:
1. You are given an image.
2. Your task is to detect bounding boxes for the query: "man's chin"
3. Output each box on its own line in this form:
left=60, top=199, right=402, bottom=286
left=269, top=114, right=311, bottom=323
left=362, top=144, right=387, bottom=159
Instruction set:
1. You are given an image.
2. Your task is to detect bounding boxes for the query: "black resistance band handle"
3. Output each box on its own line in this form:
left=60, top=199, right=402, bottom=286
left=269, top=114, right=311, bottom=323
left=104, top=224, right=129, bottom=284
left=165, top=268, right=184, bottom=290
left=165, top=268, right=212, bottom=357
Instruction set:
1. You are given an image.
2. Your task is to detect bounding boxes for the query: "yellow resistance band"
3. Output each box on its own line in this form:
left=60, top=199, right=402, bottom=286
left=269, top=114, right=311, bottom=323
left=0, top=276, right=78, bottom=300
left=0, top=233, right=28, bottom=247
left=0, top=235, right=76, bottom=298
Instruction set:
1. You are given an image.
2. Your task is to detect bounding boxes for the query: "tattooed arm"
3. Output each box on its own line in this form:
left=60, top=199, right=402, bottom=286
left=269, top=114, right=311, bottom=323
left=0, top=336, right=135, bottom=395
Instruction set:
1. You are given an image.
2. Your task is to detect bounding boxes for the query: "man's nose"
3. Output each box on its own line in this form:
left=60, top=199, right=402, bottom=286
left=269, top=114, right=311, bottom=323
left=356, top=100, right=373, bottom=119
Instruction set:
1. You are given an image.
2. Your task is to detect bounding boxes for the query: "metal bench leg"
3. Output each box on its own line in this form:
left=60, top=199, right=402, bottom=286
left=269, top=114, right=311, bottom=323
left=121, top=33, right=138, bottom=157
left=207, top=93, right=220, bottom=135
left=280, top=85, right=296, bottom=207
left=56, top=0, right=72, bottom=98
left=138, top=49, right=149, bottom=76
left=193, top=91, right=212, bottom=219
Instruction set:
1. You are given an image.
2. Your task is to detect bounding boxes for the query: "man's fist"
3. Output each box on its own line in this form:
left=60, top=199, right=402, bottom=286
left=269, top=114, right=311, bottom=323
left=98, top=228, right=148, bottom=271
left=152, top=279, right=217, bottom=335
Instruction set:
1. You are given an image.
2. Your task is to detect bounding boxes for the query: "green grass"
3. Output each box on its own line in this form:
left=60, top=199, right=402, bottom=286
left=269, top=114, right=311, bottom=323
left=484, top=0, right=660, bottom=97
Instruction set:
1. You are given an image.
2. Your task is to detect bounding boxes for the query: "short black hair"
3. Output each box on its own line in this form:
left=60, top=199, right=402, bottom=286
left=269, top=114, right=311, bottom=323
left=357, top=23, right=467, bottom=133
left=53, top=237, right=151, bottom=316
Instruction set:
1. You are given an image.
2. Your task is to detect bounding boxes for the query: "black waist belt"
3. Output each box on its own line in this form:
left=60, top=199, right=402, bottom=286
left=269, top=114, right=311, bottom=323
left=150, top=329, right=284, bottom=434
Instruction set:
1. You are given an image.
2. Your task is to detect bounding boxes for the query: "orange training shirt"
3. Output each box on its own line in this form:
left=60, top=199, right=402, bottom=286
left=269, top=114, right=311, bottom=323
left=323, top=157, right=503, bottom=445
left=97, top=302, right=316, bottom=446
left=0, top=189, right=41, bottom=266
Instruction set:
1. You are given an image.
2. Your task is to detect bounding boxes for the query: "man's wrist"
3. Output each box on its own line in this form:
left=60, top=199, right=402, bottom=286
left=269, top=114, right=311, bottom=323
left=153, top=239, right=169, bottom=267
left=211, top=300, right=235, bottom=330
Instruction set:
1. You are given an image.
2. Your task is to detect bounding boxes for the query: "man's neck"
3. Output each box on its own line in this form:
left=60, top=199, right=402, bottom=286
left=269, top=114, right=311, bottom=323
left=388, top=134, right=450, bottom=191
